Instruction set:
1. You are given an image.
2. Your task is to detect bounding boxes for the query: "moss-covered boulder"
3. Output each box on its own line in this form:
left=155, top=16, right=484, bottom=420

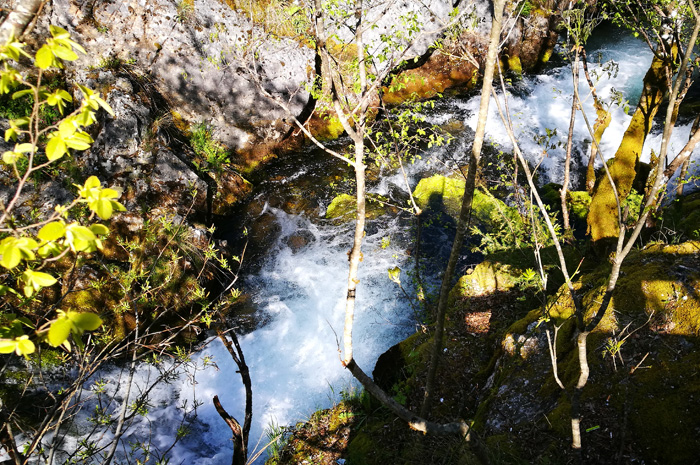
left=325, top=193, right=386, bottom=223
left=412, top=174, right=524, bottom=243
left=478, top=240, right=700, bottom=463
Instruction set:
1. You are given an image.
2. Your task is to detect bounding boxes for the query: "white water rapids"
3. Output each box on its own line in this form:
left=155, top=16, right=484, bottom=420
left=43, top=28, right=700, bottom=465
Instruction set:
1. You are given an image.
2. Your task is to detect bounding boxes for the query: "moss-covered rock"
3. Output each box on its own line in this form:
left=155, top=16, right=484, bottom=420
left=476, top=240, right=700, bottom=463
left=325, top=193, right=386, bottom=223
left=412, top=174, right=523, bottom=235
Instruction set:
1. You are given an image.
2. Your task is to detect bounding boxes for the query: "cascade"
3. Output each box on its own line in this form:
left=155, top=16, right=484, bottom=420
left=50, top=28, right=700, bottom=465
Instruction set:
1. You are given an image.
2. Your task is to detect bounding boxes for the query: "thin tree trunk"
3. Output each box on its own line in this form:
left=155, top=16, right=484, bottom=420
left=0, top=0, right=43, bottom=43
left=420, top=0, right=505, bottom=419
left=214, top=396, right=246, bottom=465
left=216, top=329, right=253, bottom=464
left=561, top=48, right=579, bottom=233
left=581, top=50, right=612, bottom=194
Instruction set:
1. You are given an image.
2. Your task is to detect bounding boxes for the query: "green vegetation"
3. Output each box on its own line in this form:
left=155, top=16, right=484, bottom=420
left=190, top=122, right=231, bottom=173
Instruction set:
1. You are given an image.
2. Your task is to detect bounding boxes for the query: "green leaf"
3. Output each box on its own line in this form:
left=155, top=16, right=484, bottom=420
left=48, top=317, right=71, bottom=347
left=38, top=221, right=66, bottom=242
left=89, top=224, right=109, bottom=236
left=93, top=199, right=113, bottom=220
left=64, top=130, right=93, bottom=151
left=35, top=45, right=54, bottom=69
left=15, top=336, right=35, bottom=356
left=65, top=223, right=99, bottom=252
left=2, top=149, right=22, bottom=164
left=0, top=39, right=31, bottom=61
left=50, top=25, right=70, bottom=39
left=46, top=89, right=72, bottom=114
left=0, top=336, right=35, bottom=356
left=46, top=133, right=67, bottom=161
left=38, top=241, right=63, bottom=258
left=67, top=311, right=102, bottom=331
left=50, top=44, right=77, bottom=62
left=12, top=88, right=33, bottom=99
left=388, top=266, right=401, bottom=285
left=20, top=269, right=57, bottom=297
left=0, top=339, right=17, bottom=353
left=0, top=236, right=37, bottom=269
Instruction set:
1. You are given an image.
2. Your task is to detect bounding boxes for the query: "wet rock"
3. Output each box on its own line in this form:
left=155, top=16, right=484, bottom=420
left=285, top=229, right=316, bottom=253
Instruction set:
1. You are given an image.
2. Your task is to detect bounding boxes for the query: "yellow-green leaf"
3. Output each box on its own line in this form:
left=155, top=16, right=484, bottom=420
left=12, top=88, right=32, bottom=99
left=93, top=199, right=113, bottom=220
left=38, top=221, right=66, bottom=241
left=38, top=241, right=63, bottom=258
left=20, top=269, right=57, bottom=296
left=46, top=134, right=67, bottom=161
left=89, top=224, right=109, bottom=236
left=15, top=335, right=35, bottom=356
left=50, top=44, right=77, bottom=62
left=2, top=150, right=22, bottom=165
left=64, top=131, right=93, bottom=151
left=0, top=236, right=37, bottom=269
left=0, top=336, right=35, bottom=356
left=47, top=317, right=71, bottom=347
left=67, top=311, right=102, bottom=331
left=35, top=45, right=54, bottom=69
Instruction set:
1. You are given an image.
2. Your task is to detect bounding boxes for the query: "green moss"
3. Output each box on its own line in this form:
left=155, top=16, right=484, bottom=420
left=507, top=55, right=523, bottom=78
left=311, top=111, right=346, bottom=142
left=567, top=190, right=591, bottom=224
left=412, top=174, right=521, bottom=233
left=588, top=53, right=668, bottom=243
left=664, top=192, right=700, bottom=239
left=325, top=193, right=385, bottom=223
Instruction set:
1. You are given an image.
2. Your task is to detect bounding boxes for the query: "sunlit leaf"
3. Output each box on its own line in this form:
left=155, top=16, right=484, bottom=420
left=38, top=221, right=66, bottom=242
left=11, top=88, right=32, bottom=99
left=35, top=45, right=54, bottom=69
left=0, top=335, right=35, bottom=356
left=67, top=311, right=102, bottom=331
left=387, top=266, right=401, bottom=285
left=20, top=269, right=57, bottom=297
left=46, top=133, right=67, bottom=161
left=47, top=317, right=71, bottom=347
left=89, top=224, right=109, bottom=236
left=0, top=236, right=37, bottom=269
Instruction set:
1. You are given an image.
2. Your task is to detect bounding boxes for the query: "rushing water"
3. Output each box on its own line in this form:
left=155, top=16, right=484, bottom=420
left=46, top=27, right=700, bottom=465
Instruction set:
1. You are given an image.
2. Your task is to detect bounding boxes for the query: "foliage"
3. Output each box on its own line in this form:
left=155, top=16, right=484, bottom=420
left=0, top=26, right=121, bottom=357
left=237, top=0, right=311, bottom=40
left=189, top=122, right=231, bottom=174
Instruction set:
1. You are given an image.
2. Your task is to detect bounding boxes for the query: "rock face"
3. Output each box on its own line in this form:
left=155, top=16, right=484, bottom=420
left=32, top=0, right=569, bottom=163
left=46, top=0, right=312, bottom=152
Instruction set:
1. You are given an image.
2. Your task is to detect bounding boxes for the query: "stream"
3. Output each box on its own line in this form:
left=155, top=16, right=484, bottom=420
left=65, top=26, right=700, bottom=464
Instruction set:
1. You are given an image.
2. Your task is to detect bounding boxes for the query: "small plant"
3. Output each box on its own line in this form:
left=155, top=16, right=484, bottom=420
left=264, top=419, right=288, bottom=464
left=176, top=0, right=195, bottom=23
left=190, top=122, right=230, bottom=173
left=95, top=54, right=136, bottom=70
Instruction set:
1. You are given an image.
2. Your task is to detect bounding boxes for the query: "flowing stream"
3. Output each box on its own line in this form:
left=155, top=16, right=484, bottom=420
left=59, top=27, right=700, bottom=464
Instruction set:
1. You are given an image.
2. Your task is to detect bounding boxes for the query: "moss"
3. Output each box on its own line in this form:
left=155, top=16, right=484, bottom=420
left=171, top=110, right=191, bottom=135
left=626, top=347, right=700, bottom=464
left=325, top=193, right=385, bottom=223
left=507, top=55, right=523, bottom=78
left=382, top=53, right=479, bottom=104
left=307, top=110, right=346, bottom=142
left=567, top=190, right=591, bottom=224
left=347, top=431, right=376, bottom=464
left=412, top=174, right=521, bottom=233
left=588, top=52, right=669, bottom=243
left=664, top=192, right=700, bottom=239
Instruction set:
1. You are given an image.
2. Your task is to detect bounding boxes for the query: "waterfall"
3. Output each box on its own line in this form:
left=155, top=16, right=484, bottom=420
left=40, top=28, right=700, bottom=465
